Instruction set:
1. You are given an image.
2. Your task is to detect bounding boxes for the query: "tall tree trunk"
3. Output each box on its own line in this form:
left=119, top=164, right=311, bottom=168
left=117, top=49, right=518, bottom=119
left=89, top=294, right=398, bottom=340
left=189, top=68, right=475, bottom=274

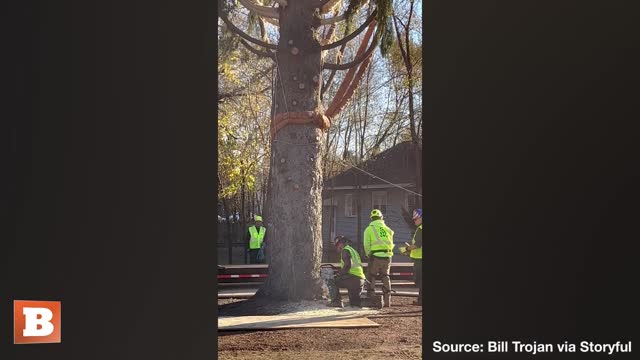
left=256, top=0, right=325, bottom=301
left=241, top=174, right=247, bottom=263
left=250, top=191, right=255, bottom=219
left=355, top=172, right=363, bottom=255
left=222, top=197, right=233, bottom=264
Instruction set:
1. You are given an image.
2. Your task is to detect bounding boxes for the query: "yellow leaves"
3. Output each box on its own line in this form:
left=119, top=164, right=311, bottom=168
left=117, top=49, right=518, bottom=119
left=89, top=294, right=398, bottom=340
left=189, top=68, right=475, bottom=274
left=218, top=19, right=274, bottom=203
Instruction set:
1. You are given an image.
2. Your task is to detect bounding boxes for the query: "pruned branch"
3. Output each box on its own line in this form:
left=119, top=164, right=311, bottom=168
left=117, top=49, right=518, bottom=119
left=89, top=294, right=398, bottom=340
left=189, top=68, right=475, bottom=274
left=321, top=10, right=377, bottom=50
left=240, top=39, right=275, bottom=59
left=323, top=33, right=379, bottom=70
left=219, top=9, right=278, bottom=50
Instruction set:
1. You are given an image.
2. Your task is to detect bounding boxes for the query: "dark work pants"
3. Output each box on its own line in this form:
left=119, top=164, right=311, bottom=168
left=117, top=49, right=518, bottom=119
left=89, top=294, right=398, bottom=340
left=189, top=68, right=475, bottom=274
left=413, top=259, right=422, bottom=301
left=332, top=274, right=365, bottom=306
left=249, top=249, right=260, bottom=264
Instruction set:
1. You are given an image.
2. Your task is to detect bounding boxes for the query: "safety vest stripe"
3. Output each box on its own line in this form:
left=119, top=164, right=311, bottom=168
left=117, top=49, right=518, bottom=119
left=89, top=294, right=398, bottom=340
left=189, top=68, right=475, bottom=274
left=345, top=246, right=362, bottom=268
left=370, top=226, right=385, bottom=246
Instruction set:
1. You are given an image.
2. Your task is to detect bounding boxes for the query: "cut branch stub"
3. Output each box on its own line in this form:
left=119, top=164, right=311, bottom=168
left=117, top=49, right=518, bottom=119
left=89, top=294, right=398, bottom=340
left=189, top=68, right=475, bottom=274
left=219, top=10, right=278, bottom=50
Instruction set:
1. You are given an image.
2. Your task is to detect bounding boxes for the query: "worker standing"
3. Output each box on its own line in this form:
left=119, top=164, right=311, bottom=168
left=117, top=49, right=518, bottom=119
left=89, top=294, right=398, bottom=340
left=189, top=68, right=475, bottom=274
left=246, top=215, right=267, bottom=264
left=405, top=208, right=423, bottom=305
left=326, top=236, right=366, bottom=308
left=363, top=209, right=395, bottom=307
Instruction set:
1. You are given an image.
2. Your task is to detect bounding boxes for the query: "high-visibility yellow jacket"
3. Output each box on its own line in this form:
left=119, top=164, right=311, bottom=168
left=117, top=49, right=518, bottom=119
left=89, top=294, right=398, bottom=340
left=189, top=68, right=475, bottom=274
left=340, top=245, right=366, bottom=279
left=248, top=225, right=266, bottom=249
left=410, top=224, right=422, bottom=259
left=364, top=219, right=395, bottom=258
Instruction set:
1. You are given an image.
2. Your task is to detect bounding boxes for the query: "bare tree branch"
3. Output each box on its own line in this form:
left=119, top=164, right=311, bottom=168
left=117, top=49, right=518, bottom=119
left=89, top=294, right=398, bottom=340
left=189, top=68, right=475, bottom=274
left=392, top=15, right=410, bottom=70
left=219, top=64, right=275, bottom=103
left=321, top=43, right=347, bottom=99
left=323, top=34, right=378, bottom=70
left=405, top=1, right=414, bottom=74
left=240, top=39, right=276, bottom=59
left=258, top=16, right=267, bottom=42
left=320, top=10, right=377, bottom=50
left=219, top=8, right=278, bottom=50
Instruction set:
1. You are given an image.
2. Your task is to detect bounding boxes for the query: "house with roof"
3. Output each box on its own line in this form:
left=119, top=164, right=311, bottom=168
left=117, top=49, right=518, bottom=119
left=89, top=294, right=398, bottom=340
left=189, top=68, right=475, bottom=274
left=321, top=141, right=422, bottom=262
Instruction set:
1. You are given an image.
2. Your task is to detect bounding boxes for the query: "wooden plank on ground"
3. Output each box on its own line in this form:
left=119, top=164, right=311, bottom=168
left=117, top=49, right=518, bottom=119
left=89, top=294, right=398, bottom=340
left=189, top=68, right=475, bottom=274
left=218, top=314, right=380, bottom=331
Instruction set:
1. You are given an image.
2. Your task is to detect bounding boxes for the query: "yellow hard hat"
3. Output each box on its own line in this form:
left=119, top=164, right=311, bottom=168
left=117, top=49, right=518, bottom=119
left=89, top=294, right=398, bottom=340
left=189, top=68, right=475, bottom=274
left=255, top=215, right=263, bottom=222
left=370, top=209, right=383, bottom=219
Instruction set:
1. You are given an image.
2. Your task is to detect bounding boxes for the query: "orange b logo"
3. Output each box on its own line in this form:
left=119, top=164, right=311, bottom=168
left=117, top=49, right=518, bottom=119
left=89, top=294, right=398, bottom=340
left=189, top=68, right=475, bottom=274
left=14, top=300, right=62, bottom=344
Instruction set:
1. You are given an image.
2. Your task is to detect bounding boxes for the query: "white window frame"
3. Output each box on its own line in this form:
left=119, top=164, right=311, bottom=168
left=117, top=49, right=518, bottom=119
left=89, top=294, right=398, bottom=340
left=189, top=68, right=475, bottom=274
left=344, top=194, right=356, bottom=217
left=372, top=191, right=388, bottom=213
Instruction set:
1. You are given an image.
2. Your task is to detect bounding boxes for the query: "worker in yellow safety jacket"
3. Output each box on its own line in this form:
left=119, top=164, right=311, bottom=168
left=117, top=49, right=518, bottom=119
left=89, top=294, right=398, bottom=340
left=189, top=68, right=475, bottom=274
left=363, top=209, right=395, bottom=307
left=326, top=236, right=366, bottom=308
left=246, top=215, right=267, bottom=264
left=404, top=208, right=423, bottom=305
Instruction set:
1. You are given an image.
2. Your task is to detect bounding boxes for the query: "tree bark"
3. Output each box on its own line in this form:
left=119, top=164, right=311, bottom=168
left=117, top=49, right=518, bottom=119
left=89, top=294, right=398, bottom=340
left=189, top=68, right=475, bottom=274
left=241, top=170, right=247, bottom=263
left=256, top=0, right=325, bottom=301
left=222, top=197, right=233, bottom=264
left=355, top=172, right=362, bottom=255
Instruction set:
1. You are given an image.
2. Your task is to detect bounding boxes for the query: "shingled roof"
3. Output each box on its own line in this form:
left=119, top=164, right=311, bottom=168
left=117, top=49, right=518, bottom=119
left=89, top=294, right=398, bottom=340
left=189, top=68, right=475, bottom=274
left=324, top=141, right=419, bottom=188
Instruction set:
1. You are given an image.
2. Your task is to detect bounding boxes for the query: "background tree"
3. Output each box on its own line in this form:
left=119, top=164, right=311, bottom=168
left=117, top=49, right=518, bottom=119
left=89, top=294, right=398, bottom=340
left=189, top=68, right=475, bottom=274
left=392, top=0, right=422, bottom=194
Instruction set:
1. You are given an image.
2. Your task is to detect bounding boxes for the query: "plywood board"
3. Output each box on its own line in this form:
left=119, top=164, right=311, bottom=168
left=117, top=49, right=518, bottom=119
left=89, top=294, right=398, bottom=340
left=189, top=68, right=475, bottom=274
left=218, top=314, right=380, bottom=331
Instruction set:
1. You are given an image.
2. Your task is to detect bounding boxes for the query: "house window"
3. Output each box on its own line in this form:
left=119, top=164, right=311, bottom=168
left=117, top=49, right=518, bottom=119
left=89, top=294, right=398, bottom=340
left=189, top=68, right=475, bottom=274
left=406, top=193, right=421, bottom=212
left=345, top=194, right=356, bottom=217
left=372, top=191, right=388, bottom=214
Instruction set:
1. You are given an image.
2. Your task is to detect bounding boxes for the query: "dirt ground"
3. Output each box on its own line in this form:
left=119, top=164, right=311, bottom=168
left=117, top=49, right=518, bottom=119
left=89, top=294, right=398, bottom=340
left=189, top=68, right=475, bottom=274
left=218, top=296, right=422, bottom=360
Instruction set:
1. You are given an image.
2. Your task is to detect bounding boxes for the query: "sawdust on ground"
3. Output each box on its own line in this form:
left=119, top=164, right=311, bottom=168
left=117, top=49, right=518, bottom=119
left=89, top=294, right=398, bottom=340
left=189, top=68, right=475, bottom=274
left=217, top=296, right=422, bottom=360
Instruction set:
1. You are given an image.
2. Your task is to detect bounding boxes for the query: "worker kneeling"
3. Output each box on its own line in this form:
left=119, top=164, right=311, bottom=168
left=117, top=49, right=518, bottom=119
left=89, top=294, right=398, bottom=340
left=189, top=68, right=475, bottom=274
left=325, top=236, right=366, bottom=308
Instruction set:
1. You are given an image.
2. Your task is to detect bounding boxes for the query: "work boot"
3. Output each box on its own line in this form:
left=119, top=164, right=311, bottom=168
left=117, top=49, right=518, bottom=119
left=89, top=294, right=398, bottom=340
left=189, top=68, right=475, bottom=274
left=375, top=295, right=383, bottom=309
left=327, top=300, right=344, bottom=308
left=383, top=293, right=391, bottom=308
